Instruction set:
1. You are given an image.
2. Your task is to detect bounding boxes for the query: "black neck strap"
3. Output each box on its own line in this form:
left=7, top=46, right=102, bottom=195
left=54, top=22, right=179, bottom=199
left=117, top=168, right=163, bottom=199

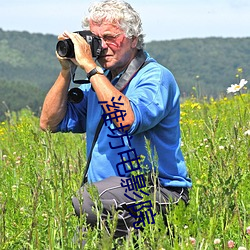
left=81, top=50, right=148, bottom=185
left=114, top=49, right=147, bottom=91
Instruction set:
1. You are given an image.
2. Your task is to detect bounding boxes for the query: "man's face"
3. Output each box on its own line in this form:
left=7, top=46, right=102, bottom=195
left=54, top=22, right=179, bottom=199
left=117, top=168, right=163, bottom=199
left=89, top=20, right=138, bottom=73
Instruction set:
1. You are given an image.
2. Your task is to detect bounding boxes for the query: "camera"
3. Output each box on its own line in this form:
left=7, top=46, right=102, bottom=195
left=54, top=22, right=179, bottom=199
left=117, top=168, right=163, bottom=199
left=56, top=30, right=102, bottom=58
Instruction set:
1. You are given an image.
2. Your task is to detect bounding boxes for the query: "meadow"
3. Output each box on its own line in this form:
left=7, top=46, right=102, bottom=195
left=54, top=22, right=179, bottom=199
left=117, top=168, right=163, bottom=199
left=0, top=90, right=249, bottom=249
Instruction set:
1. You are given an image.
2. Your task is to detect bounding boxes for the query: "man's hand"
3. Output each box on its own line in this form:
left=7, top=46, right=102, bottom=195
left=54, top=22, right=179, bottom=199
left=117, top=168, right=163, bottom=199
left=61, top=31, right=96, bottom=73
left=56, top=33, right=79, bottom=71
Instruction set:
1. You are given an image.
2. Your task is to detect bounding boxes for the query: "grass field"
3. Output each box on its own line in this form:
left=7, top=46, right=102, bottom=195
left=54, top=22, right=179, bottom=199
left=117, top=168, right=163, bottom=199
left=0, top=90, right=249, bottom=249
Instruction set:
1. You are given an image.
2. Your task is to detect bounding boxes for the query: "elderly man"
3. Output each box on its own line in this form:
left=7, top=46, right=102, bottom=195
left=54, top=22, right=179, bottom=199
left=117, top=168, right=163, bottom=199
left=40, top=0, right=192, bottom=242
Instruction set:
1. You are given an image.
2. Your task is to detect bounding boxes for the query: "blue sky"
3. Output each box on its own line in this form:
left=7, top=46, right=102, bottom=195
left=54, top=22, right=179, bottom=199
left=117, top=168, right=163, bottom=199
left=1, top=0, right=250, bottom=42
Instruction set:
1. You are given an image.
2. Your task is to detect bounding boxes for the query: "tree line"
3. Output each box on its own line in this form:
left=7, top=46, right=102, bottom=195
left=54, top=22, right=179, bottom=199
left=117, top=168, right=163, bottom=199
left=0, top=28, right=249, bottom=120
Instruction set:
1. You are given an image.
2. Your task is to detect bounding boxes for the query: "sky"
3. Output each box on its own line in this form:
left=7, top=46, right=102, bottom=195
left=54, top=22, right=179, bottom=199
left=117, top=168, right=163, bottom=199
left=1, top=0, right=250, bottom=42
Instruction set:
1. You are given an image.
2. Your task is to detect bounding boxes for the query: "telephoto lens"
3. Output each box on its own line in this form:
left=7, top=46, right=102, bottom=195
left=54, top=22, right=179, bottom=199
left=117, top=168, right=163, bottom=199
left=56, top=31, right=102, bottom=59
left=56, top=39, right=75, bottom=58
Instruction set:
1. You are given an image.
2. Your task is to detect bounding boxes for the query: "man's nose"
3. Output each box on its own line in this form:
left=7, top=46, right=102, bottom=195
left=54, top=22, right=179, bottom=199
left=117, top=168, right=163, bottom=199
left=101, top=38, right=108, bottom=49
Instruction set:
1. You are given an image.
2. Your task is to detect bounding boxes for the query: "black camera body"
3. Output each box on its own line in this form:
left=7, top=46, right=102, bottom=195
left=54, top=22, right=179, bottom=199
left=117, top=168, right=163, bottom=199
left=56, top=30, right=102, bottom=58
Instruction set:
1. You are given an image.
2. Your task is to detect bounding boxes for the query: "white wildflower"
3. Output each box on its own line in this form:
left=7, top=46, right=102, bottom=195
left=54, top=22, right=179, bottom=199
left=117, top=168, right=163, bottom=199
left=238, top=247, right=246, bottom=250
left=227, top=79, right=248, bottom=93
left=244, top=130, right=250, bottom=136
left=214, top=238, right=221, bottom=244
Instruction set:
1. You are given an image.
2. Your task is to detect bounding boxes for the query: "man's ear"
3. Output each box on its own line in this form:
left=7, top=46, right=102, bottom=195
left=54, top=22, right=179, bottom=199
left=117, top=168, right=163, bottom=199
left=131, top=36, right=139, bottom=48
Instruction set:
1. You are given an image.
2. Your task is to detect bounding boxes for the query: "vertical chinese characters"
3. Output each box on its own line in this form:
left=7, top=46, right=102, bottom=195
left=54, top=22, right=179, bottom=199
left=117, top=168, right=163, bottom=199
left=98, top=96, right=156, bottom=229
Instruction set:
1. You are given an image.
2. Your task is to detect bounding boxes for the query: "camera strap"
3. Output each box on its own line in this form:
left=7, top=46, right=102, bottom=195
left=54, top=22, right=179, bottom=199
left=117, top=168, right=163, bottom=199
left=81, top=50, right=150, bottom=186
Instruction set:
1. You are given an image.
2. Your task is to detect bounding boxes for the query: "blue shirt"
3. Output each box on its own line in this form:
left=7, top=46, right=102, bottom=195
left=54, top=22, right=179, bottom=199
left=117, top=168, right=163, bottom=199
left=58, top=52, right=192, bottom=188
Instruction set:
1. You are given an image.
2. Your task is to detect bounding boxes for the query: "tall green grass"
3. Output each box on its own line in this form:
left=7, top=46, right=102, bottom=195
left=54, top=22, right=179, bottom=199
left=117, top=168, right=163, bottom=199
left=0, top=93, right=249, bottom=249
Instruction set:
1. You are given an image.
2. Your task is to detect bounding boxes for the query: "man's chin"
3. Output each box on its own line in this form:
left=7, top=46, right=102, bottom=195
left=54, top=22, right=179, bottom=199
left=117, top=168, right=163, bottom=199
left=98, top=59, right=113, bottom=69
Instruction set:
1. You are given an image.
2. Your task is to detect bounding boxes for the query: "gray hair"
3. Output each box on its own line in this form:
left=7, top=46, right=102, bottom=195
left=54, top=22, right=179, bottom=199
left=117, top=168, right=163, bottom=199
left=82, top=0, right=145, bottom=49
